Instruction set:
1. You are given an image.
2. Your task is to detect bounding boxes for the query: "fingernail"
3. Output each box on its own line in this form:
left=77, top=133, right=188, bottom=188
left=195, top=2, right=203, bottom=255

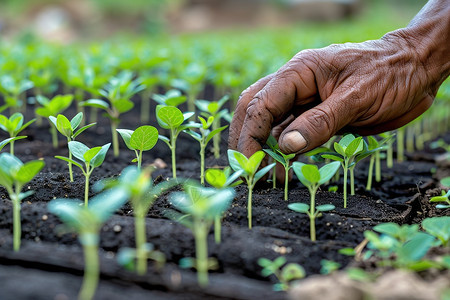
left=282, top=131, right=307, bottom=153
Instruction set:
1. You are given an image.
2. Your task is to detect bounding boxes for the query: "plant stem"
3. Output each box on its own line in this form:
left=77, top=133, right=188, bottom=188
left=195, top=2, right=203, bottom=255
left=111, top=122, right=119, bottom=157
left=212, top=120, right=220, bottom=159
left=135, top=213, right=147, bottom=275
left=248, top=182, right=253, bottom=229
left=343, top=163, right=348, bottom=208
left=79, top=240, right=99, bottom=300
left=284, top=166, right=289, bottom=201
left=137, top=150, right=143, bottom=170
left=309, top=189, right=316, bottom=241
left=366, top=155, right=374, bottom=191
left=50, top=123, right=58, bottom=148
left=200, top=145, right=205, bottom=185
left=214, top=215, right=221, bottom=244
left=375, top=151, right=381, bottom=182
left=194, top=218, right=209, bottom=287
left=386, top=144, right=393, bottom=168
left=272, top=168, right=276, bottom=189
left=12, top=192, right=21, bottom=252
left=84, top=168, right=90, bottom=207
left=350, top=167, right=355, bottom=196
left=397, top=127, right=405, bottom=162
left=68, top=138, right=74, bottom=182
left=10, top=140, right=14, bottom=155
left=171, top=130, right=177, bottom=179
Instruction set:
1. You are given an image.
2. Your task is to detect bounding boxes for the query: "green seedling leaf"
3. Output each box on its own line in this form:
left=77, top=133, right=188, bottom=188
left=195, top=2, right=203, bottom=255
left=54, top=156, right=84, bottom=170
left=345, top=137, right=363, bottom=156
left=334, top=142, right=346, bottom=156
left=70, top=112, right=83, bottom=130
left=318, top=161, right=340, bottom=185
left=397, top=232, right=435, bottom=263
left=0, top=136, right=26, bottom=151
left=247, top=151, right=265, bottom=174
left=263, top=149, right=285, bottom=165
left=56, top=114, right=73, bottom=137
left=68, top=141, right=90, bottom=161
left=83, top=147, right=102, bottom=162
left=130, top=125, right=158, bottom=151
left=422, top=216, right=449, bottom=246
left=441, top=177, right=450, bottom=187
left=281, top=263, right=305, bottom=281
left=301, top=164, right=320, bottom=185
left=205, top=169, right=226, bottom=188
left=321, top=154, right=344, bottom=162
left=316, top=204, right=335, bottom=212
left=288, top=203, right=309, bottom=213
left=228, top=149, right=247, bottom=172
left=81, top=99, right=110, bottom=110
left=90, top=143, right=110, bottom=168
left=15, top=160, right=45, bottom=184
left=339, top=134, right=356, bottom=147
left=373, top=223, right=401, bottom=238
left=117, top=129, right=134, bottom=150
left=88, top=187, right=129, bottom=223
left=205, top=125, right=228, bottom=144
left=156, top=106, right=184, bottom=129
left=48, top=198, right=84, bottom=229
left=72, top=123, right=96, bottom=139
left=254, top=163, right=276, bottom=183
left=339, top=248, right=356, bottom=256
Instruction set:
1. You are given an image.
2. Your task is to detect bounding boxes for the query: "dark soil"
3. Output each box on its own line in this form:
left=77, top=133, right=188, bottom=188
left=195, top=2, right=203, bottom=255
left=0, top=103, right=448, bottom=300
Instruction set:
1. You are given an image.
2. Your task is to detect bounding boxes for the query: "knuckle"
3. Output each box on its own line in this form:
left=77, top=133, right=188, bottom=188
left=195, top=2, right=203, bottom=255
left=307, top=107, right=336, bottom=136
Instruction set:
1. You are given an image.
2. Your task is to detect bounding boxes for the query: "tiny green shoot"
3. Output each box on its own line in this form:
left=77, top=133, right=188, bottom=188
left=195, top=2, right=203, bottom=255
left=258, top=256, right=305, bottom=291
left=48, top=188, right=128, bottom=300
left=35, top=94, right=74, bottom=148
left=117, top=125, right=159, bottom=170
left=264, top=147, right=296, bottom=201
left=228, top=149, right=275, bottom=229
left=0, top=153, right=45, bottom=251
left=169, top=184, right=234, bottom=287
left=156, top=105, right=195, bottom=179
left=49, top=112, right=96, bottom=182
left=429, top=177, right=450, bottom=209
left=289, top=161, right=340, bottom=241
left=152, top=89, right=186, bottom=107
left=55, top=141, right=110, bottom=207
left=184, top=116, right=228, bottom=184
left=0, top=113, right=35, bottom=155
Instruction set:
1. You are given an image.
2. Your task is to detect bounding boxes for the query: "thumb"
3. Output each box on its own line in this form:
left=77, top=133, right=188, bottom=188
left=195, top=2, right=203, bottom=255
left=278, top=96, right=353, bottom=154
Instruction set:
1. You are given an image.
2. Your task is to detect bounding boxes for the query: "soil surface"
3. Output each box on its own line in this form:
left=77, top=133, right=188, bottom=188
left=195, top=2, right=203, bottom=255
left=0, top=102, right=449, bottom=300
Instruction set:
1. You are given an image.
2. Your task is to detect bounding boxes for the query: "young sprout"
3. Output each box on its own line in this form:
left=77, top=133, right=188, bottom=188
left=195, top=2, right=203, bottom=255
left=56, top=141, right=110, bottom=207
left=152, top=89, right=187, bottom=107
left=0, top=113, right=35, bottom=155
left=0, top=153, right=45, bottom=251
left=35, top=94, right=74, bottom=148
left=96, top=166, right=176, bottom=275
left=81, top=71, right=146, bottom=157
left=228, top=149, right=275, bottom=229
left=195, top=95, right=231, bottom=158
left=184, top=116, right=228, bottom=184
left=117, top=125, right=159, bottom=170
left=429, top=177, right=450, bottom=209
left=365, top=136, right=389, bottom=191
left=379, top=132, right=395, bottom=168
left=266, top=135, right=279, bottom=189
left=156, top=105, right=195, bottom=179
left=321, top=134, right=368, bottom=208
left=205, top=167, right=243, bottom=243
left=0, top=75, right=34, bottom=113
left=49, top=112, right=96, bottom=182
left=48, top=188, right=128, bottom=300
left=258, top=257, right=305, bottom=291
left=264, top=146, right=296, bottom=201
left=169, top=184, right=235, bottom=287
left=289, top=161, right=340, bottom=241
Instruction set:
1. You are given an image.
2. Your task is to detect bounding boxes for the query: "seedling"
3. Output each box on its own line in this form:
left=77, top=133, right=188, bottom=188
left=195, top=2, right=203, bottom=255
left=0, top=113, right=35, bottom=155
left=0, top=75, right=34, bottom=113
left=117, top=125, right=159, bottom=170
left=35, top=94, right=74, bottom=148
left=96, top=166, right=176, bottom=274
left=195, top=95, right=231, bottom=158
left=0, top=153, right=45, bottom=251
left=184, top=116, right=228, bottom=184
left=55, top=141, right=110, bottom=207
left=365, top=135, right=390, bottom=191
left=422, top=216, right=449, bottom=247
left=264, top=147, right=296, bottom=201
left=258, top=257, right=305, bottom=291
left=205, top=167, right=243, bottom=243
left=266, top=135, right=279, bottom=189
left=228, top=149, right=275, bottom=229
left=289, top=161, right=340, bottom=241
left=81, top=71, right=146, bottom=157
left=320, top=259, right=341, bottom=275
left=429, top=177, right=450, bottom=209
left=152, top=89, right=186, bottom=107
left=321, top=134, right=369, bottom=208
left=379, top=132, right=395, bottom=168
left=48, top=188, right=128, bottom=300
left=0, top=137, right=27, bottom=152
left=49, top=113, right=96, bottom=181
left=156, top=105, right=195, bottom=179
left=169, top=184, right=234, bottom=286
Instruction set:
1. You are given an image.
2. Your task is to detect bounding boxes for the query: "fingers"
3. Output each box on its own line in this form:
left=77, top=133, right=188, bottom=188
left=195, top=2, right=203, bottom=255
left=278, top=93, right=355, bottom=154
left=228, top=74, right=274, bottom=150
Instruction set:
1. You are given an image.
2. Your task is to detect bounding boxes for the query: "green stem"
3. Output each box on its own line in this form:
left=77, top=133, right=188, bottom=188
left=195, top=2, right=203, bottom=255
left=135, top=214, right=147, bottom=275
left=137, top=150, right=142, bottom=170
left=366, top=155, right=374, bottom=191
left=212, top=120, right=220, bottom=159
left=343, top=164, right=348, bottom=208
left=309, top=187, right=317, bottom=241
left=397, top=127, right=405, bottom=162
left=200, top=145, right=205, bottom=185
left=111, top=122, right=119, bottom=157
left=284, top=166, right=289, bottom=201
left=79, top=241, right=99, bottom=300
left=140, top=90, right=151, bottom=123
left=68, top=138, right=74, bottom=182
left=51, top=123, right=58, bottom=148
left=171, top=130, right=177, bottom=179
left=10, top=140, right=14, bottom=155
left=386, top=144, right=393, bottom=168
left=84, top=168, right=90, bottom=207
left=350, top=167, right=355, bottom=196
left=375, top=151, right=381, bottom=182
left=188, top=92, right=196, bottom=115
left=214, top=215, right=221, bottom=244
left=272, top=167, right=276, bottom=189
left=12, top=192, right=21, bottom=252
left=248, top=182, right=253, bottom=229
left=194, top=218, right=209, bottom=287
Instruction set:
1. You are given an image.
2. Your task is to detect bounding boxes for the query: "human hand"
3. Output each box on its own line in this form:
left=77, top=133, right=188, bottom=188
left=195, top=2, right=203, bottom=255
left=229, top=29, right=448, bottom=159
